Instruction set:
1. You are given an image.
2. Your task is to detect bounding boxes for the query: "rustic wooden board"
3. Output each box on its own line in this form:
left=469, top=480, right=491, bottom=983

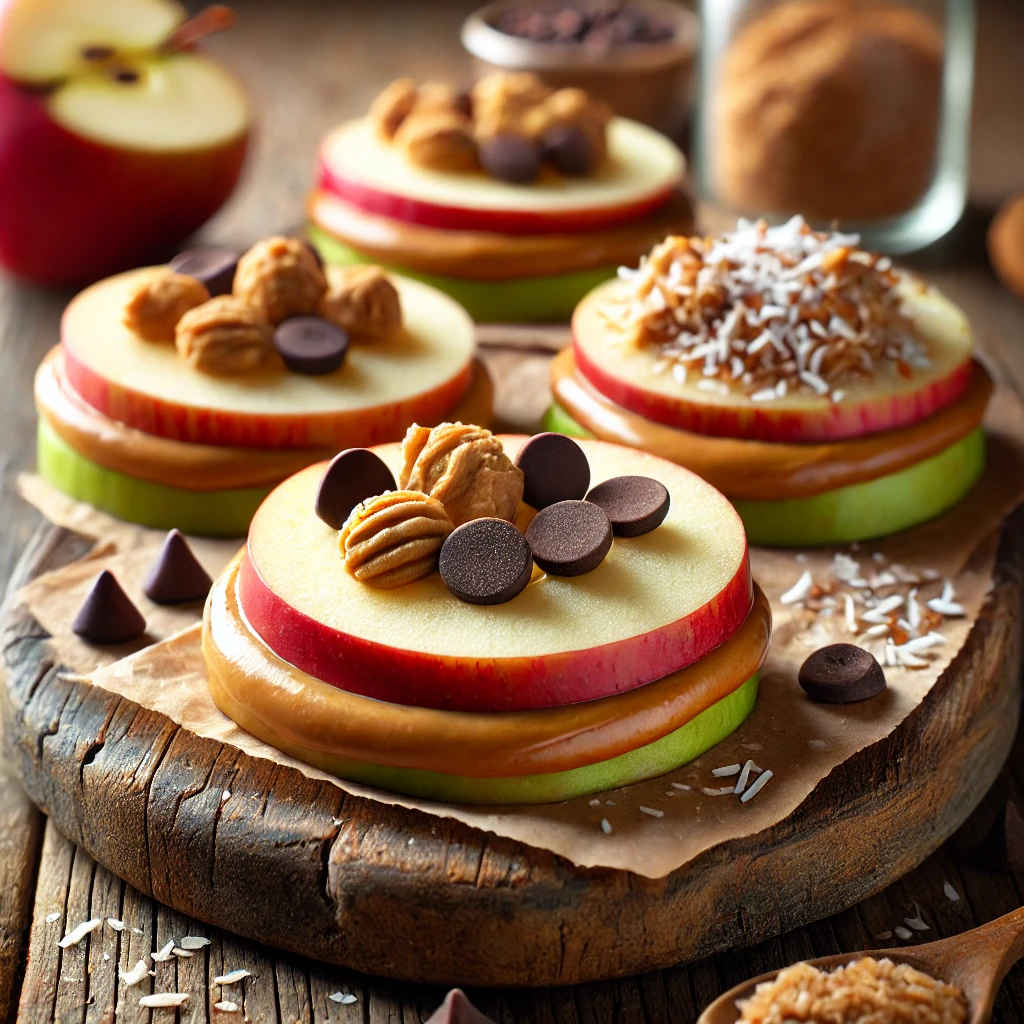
left=2, top=513, right=1022, bottom=989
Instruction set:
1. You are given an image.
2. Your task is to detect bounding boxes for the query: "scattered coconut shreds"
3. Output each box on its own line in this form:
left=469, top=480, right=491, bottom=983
left=178, top=936, right=210, bottom=950
left=58, top=918, right=102, bottom=948
left=639, top=806, right=664, bottom=818
left=106, top=918, right=124, bottom=932
left=875, top=930, right=893, bottom=942
left=740, top=769, right=773, bottom=804
left=45, top=912, right=60, bottom=924
left=119, top=959, right=150, bottom=987
left=860, top=623, right=890, bottom=639
left=944, top=882, right=961, bottom=903
left=213, top=969, right=251, bottom=986
left=589, top=798, right=600, bottom=807
left=741, top=742, right=762, bottom=751
left=329, top=992, right=359, bottom=1004
left=807, top=739, right=828, bottom=751
left=861, top=594, right=904, bottom=623
left=172, top=947, right=195, bottom=958
left=600, top=819, right=613, bottom=835
left=781, top=571, right=814, bottom=605
left=895, top=926, right=913, bottom=941
left=140, top=993, right=189, bottom=1008
left=904, top=915, right=930, bottom=932
left=151, top=940, right=176, bottom=962
left=734, top=760, right=757, bottom=796
left=843, top=593, right=857, bottom=633
left=214, top=1001, right=239, bottom=1013
left=927, top=580, right=965, bottom=616
left=712, top=764, right=742, bottom=777
left=221, top=790, right=231, bottom=801
left=671, top=782, right=691, bottom=791
left=103, top=952, right=110, bottom=962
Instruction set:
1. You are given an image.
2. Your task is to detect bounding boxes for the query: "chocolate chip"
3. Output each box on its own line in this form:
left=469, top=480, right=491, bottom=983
left=315, top=448, right=397, bottom=529
left=72, top=570, right=146, bottom=645
left=585, top=475, right=669, bottom=537
left=425, top=989, right=496, bottom=1024
left=525, top=500, right=612, bottom=576
left=439, top=519, right=533, bottom=605
left=274, top=317, right=349, bottom=375
left=168, top=246, right=238, bottom=296
left=514, top=432, right=590, bottom=510
left=143, top=529, right=213, bottom=604
left=543, top=124, right=597, bottom=176
left=973, top=799, right=1024, bottom=872
left=479, top=134, right=543, bottom=184
left=798, top=643, right=886, bottom=703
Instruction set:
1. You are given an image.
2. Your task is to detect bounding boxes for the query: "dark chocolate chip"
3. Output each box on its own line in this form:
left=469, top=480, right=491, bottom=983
left=798, top=643, right=886, bottom=703
left=514, top=432, right=590, bottom=510
left=478, top=134, right=543, bottom=184
left=274, top=316, right=349, bottom=375
left=72, top=570, right=146, bottom=645
left=972, top=799, right=1024, bottom=872
left=113, top=67, right=140, bottom=84
left=585, top=475, right=670, bottom=537
left=425, top=989, right=496, bottom=1024
left=168, top=246, right=239, bottom=296
left=143, top=529, right=213, bottom=604
left=543, top=124, right=597, bottom=176
left=525, top=499, right=612, bottom=577
left=439, top=519, right=533, bottom=605
left=315, top=448, right=397, bottom=529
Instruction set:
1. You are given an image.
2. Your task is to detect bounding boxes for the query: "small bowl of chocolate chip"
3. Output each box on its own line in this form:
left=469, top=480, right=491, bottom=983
left=461, top=0, right=698, bottom=135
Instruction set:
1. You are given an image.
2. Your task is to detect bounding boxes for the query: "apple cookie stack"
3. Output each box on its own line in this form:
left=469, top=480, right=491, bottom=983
left=547, top=217, right=990, bottom=546
left=35, top=237, right=491, bottom=536
left=203, top=425, right=770, bottom=804
left=307, top=71, right=693, bottom=322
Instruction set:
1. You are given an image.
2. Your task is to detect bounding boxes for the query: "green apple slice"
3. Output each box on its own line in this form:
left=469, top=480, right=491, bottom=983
left=543, top=403, right=986, bottom=547
left=308, top=224, right=614, bottom=323
left=38, top=417, right=267, bottom=537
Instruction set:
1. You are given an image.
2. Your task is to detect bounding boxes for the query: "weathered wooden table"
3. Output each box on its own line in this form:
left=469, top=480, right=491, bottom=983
left=3, top=1, right=1024, bottom=1020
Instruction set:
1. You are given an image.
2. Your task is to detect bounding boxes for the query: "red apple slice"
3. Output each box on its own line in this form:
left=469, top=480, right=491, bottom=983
left=62, top=267, right=476, bottom=449
left=317, top=117, right=684, bottom=236
left=572, top=277, right=975, bottom=442
left=241, top=436, right=753, bottom=712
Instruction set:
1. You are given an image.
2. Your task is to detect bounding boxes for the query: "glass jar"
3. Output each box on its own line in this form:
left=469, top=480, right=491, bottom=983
left=694, top=0, right=975, bottom=253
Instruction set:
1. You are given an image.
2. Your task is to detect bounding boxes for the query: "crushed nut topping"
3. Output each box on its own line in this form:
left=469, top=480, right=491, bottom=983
left=233, top=236, right=326, bottom=326
left=399, top=422, right=524, bottom=527
left=123, top=269, right=210, bottom=343
left=175, top=296, right=277, bottom=376
left=613, top=216, right=929, bottom=404
left=340, top=490, right=454, bottom=588
left=321, top=266, right=403, bottom=340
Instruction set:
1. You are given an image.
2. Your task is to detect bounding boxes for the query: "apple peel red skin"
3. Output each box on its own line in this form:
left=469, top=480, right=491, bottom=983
left=317, top=150, right=676, bottom=238
left=237, top=545, right=755, bottom=713
left=0, top=72, right=247, bottom=287
left=60, top=340, right=475, bottom=450
left=571, top=328, right=975, bottom=444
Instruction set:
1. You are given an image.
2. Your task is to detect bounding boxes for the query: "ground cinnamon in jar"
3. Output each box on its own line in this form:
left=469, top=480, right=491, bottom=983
left=715, top=0, right=944, bottom=223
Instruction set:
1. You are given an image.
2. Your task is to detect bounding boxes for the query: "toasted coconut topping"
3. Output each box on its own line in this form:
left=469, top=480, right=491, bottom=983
left=613, top=216, right=929, bottom=403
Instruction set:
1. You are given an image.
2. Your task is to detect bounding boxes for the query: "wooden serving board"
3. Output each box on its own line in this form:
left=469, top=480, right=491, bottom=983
left=2, top=514, right=1023, bottom=989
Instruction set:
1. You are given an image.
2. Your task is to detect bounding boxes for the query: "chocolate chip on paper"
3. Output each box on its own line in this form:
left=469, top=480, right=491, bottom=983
left=439, top=518, right=533, bottom=605
left=315, top=448, right=398, bottom=530
left=72, top=570, right=147, bottom=644
left=798, top=643, right=886, bottom=703
left=143, top=529, right=213, bottom=605
left=525, top=499, right=612, bottom=576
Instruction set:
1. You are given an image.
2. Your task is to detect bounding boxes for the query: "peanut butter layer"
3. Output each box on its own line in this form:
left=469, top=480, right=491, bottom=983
left=550, top=349, right=992, bottom=502
left=205, top=551, right=771, bottom=777
left=36, top=346, right=494, bottom=492
left=307, top=188, right=694, bottom=281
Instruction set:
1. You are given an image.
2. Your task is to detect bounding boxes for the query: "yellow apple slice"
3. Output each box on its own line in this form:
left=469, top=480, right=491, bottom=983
left=242, top=436, right=753, bottom=712
left=62, top=267, right=477, bottom=448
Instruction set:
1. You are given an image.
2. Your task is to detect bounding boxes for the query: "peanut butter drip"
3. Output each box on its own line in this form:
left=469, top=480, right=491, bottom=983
left=340, top=490, right=454, bottom=589
left=399, top=422, right=524, bottom=527
left=233, top=236, right=326, bottom=326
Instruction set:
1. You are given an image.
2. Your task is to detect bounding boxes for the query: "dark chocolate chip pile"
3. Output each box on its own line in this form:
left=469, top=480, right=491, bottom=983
left=144, top=529, right=213, bottom=604
left=72, top=570, right=147, bottom=645
left=439, top=518, right=534, bottom=605
left=526, top=499, right=613, bottom=576
left=491, top=4, right=675, bottom=46
left=585, top=474, right=669, bottom=537
left=515, top=432, right=590, bottom=509
left=168, top=246, right=238, bottom=296
left=798, top=643, right=886, bottom=703
left=315, top=448, right=397, bottom=530
left=274, top=316, right=349, bottom=375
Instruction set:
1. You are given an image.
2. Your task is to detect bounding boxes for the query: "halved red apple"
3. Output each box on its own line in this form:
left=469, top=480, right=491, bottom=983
left=0, top=0, right=249, bottom=286
left=317, top=117, right=684, bottom=236
left=61, top=267, right=476, bottom=449
left=573, top=277, right=975, bottom=442
left=241, top=436, right=753, bottom=713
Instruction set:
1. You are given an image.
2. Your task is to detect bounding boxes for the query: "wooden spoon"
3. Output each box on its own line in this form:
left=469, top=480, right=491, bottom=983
left=698, top=906, right=1024, bottom=1024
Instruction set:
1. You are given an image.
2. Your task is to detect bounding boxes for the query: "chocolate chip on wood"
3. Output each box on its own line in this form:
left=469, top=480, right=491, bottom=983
left=168, top=246, right=239, bottom=296
left=798, top=643, right=886, bottom=702
left=525, top=499, right=612, bottom=576
left=72, top=570, right=147, bottom=644
left=439, top=518, right=533, bottom=605
left=274, top=316, right=349, bottom=375
left=515, top=432, right=590, bottom=509
left=315, top=448, right=398, bottom=529
left=585, top=475, right=669, bottom=537
left=143, top=529, right=213, bottom=604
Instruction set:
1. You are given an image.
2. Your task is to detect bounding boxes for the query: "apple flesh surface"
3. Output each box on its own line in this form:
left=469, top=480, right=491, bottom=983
left=572, top=278, right=975, bottom=443
left=242, top=436, right=753, bottom=712
left=0, top=0, right=249, bottom=285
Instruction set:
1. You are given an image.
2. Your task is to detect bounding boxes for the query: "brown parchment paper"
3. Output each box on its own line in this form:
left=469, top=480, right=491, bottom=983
left=11, top=383, right=1024, bottom=879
